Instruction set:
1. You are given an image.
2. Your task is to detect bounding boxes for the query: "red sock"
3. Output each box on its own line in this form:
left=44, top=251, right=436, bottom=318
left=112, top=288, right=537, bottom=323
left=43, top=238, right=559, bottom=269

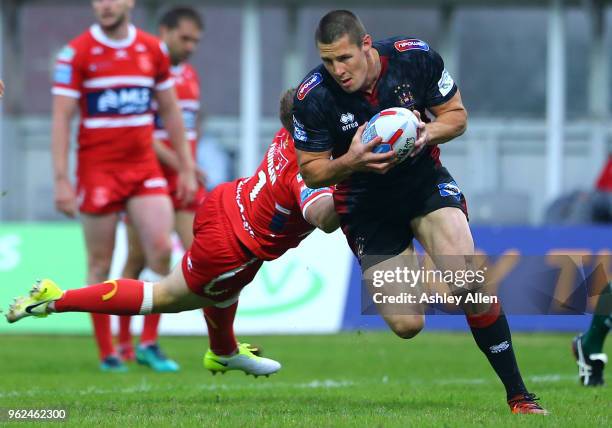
left=53, top=279, right=153, bottom=315
left=119, top=316, right=133, bottom=347
left=141, top=314, right=161, bottom=345
left=91, top=313, right=115, bottom=360
left=203, top=302, right=238, bottom=355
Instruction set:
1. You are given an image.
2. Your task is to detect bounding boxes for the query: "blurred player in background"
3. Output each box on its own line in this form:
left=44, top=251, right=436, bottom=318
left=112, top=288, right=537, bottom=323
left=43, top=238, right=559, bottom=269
left=573, top=281, right=611, bottom=386
left=117, top=6, right=208, bottom=372
left=0, top=79, right=4, bottom=97
left=293, top=10, right=547, bottom=414
left=8, top=88, right=339, bottom=377
left=51, top=0, right=197, bottom=372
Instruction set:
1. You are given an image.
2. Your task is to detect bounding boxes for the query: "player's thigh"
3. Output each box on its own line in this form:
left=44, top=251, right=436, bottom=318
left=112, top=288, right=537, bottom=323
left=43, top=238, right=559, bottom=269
left=364, top=245, right=425, bottom=336
left=124, top=219, right=146, bottom=268
left=126, top=194, right=174, bottom=252
left=81, top=213, right=119, bottom=265
left=411, top=207, right=474, bottom=257
left=155, top=263, right=217, bottom=312
left=174, top=210, right=195, bottom=249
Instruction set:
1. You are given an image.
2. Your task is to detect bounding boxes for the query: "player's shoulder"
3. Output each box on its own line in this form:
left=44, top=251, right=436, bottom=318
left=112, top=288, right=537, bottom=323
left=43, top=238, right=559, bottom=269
left=135, top=28, right=168, bottom=54
left=62, top=27, right=95, bottom=54
left=374, top=36, right=434, bottom=61
left=183, top=63, right=199, bottom=80
left=294, top=65, right=335, bottom=112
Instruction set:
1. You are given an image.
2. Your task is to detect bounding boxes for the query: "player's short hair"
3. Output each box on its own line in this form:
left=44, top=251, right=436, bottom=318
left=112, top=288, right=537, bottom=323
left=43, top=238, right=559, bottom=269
left=315, top=10, right=366, bottom=47
left=279, top=88, right=296, bottom=134
left=159, top=6, right=203, bottom=30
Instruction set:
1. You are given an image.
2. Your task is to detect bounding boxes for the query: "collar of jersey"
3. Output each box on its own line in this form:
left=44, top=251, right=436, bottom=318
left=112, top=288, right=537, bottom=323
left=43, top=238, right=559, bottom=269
left=171, top=63, right=185, bottom=75
left=90, top=23, right=136, bottom=49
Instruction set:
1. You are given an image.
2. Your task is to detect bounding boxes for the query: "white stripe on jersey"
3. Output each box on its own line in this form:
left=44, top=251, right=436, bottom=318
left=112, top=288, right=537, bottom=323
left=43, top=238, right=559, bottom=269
left=153, top=129, right=197, bottom=140
left=52, top=87, right=81, bottom=98
left=83, top=76, right=154, bottom=89
left=178, top=100, right=200, bottom=110
left=83, top=114, right=153, bottom=129
left=155, top=78, right=175, bottom=91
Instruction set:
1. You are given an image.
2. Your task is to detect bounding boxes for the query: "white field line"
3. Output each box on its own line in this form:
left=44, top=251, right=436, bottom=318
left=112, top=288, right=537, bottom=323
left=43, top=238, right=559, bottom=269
left=0, top=374, right=575, bottom=399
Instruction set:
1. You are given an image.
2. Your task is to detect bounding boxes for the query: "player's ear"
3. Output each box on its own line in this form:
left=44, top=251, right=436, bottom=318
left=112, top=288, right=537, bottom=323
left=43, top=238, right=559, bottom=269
left=361, top=34, right=372, bottom=51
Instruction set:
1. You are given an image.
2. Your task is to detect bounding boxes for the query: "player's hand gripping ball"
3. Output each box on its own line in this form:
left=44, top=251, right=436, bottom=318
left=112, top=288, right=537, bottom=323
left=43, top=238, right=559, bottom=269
left=362, top=107, right=419, bottom=162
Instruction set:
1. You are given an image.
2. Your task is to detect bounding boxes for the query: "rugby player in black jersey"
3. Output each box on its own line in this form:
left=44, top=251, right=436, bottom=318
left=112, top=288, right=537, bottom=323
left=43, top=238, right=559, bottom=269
left=293, top=10, right=547, bottom=415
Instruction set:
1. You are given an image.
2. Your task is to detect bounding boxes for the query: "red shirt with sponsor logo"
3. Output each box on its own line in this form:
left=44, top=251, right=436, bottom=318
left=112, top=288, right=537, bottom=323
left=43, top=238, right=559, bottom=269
left=52, top=24, right=173, bottom=168
left=223, top=128, right=334, bottom=260
left=153, top=63, right=200, bottom=178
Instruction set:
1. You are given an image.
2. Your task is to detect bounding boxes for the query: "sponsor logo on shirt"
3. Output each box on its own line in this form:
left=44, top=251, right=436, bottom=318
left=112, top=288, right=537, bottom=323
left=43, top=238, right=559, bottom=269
left=438, top=181, right=461, bottom=198
left=293, top=115, right=308, bottom=142
left=437, top=69, right=454, bottom=97
left=88, top=87, right=152, bottom=115
left=297, top=72, right=322, bottom=100
left=339, top=112, right=358, bottom=132
left=57, top=45, right=75, bottom=62
left=300, top=186, right=329, bottom=205
left=54, top=63, right=73, bottom=84
left=394, top=39, right=430, bottom=52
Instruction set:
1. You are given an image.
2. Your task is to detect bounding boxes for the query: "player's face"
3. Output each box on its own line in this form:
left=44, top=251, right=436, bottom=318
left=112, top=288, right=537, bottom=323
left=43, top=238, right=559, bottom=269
left=92, top=0, right=134, bottom=31
left=160, top=19, right=202, bottom=65
left=318, top=34, right=371, bottom=94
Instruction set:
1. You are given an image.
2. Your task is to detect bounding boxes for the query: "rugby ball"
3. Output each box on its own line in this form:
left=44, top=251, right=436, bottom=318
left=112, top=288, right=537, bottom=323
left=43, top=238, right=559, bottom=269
left=362, top=107, right=419, bottom=162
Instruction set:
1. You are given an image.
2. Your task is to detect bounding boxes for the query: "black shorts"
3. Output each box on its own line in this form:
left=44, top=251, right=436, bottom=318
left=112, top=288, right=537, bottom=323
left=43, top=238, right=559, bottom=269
left=337, top=166, right=468, bottom=263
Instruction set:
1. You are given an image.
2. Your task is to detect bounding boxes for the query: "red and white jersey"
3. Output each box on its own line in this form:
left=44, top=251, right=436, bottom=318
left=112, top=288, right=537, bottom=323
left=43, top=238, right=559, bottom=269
left=223, top=128, right=334, bottom=260
left=52, top=24, right=173, bottom=168
left=153, top=63, right=200, bottom=176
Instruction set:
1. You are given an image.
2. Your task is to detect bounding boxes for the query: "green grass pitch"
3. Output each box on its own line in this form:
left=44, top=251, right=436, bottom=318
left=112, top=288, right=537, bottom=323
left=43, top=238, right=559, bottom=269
left=0, top=331, right=609, bottom=427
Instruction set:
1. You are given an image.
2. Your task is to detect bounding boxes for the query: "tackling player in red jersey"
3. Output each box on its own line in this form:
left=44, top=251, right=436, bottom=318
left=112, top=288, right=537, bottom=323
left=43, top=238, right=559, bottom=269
left=7, top=88, right=339, bottom=377
left=116, top=6, right=210, bottom=371
left=51, top=0, right=197, bottom=372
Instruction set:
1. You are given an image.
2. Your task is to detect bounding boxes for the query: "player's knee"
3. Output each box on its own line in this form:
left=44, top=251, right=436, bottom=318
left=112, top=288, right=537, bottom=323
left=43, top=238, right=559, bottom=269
left=387, top=315, right=424, bottom=339
left=87, top=257, right=112, bottom=281
left=152, top=283, right=180, bottom=313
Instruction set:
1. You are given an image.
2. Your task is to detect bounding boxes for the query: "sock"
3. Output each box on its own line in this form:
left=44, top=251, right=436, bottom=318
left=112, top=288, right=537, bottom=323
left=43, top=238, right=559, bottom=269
left=91, top=313, right=115, bottom=361
left=203, top=301, right=239, bottom=356
left=582, top=282, right=612, bottom=355
left=137, top=267, right=165, bottom=346
left=466, top=302, right=527, bottom=399
left=119, top=316, right=133, bottom=348
left=53, top=279, right=154, bottom=315
left=141, top=314, right=161, bottom=346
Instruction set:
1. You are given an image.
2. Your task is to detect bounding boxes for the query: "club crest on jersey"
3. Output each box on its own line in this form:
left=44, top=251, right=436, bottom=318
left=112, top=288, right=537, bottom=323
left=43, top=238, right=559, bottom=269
left=297, top=73, right=322, bottom=100
left=394, top=39, right=430, bottom=52
left=138, top=55, right=153, bottom=73
left=393, top=83, right=415, bottom=107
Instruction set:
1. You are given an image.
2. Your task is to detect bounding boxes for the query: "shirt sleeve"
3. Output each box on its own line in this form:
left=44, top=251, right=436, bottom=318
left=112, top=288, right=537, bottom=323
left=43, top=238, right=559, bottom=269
left=421, top=48, right=458, bottom=108
left=292, top=92, right=334, bottom=153
left=292, top=172, right=334, bottom=220
left=51, top=43, right=84, bottom=99
left=154, top=41, right=174, bottom=92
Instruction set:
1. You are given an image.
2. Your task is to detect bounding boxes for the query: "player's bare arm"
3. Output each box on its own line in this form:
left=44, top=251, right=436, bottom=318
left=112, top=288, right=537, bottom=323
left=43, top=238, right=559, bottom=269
left=155, top=87, right=197, bottom=204
left=0, top=79, right=4, bottom=98
left=296, top=124, right=394, bottom=188
left=303, top=195, right=339, bottom=234
left=152, top=138, right=206, bottom=187
left=409, top=91, right=467, bottom=158
left=51, top=95, right=79, bottom=217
